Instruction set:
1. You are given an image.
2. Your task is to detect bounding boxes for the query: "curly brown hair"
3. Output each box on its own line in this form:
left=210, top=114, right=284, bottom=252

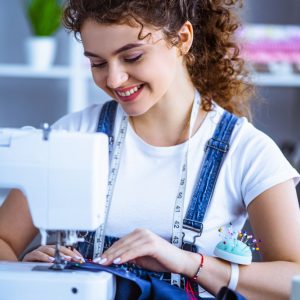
left=63, top=0, right=254, bottom=118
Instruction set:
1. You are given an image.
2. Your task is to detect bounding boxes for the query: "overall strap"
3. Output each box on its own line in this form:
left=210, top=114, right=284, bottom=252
left=183, top=111, right=238, bottom=234
left=76, top=100, right=118, bottom=259
left=96, top=100, right=118, bottom=156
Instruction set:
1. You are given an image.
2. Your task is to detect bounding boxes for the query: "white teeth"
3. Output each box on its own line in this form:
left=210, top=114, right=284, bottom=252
left=116, top=85, right=142, bottom=97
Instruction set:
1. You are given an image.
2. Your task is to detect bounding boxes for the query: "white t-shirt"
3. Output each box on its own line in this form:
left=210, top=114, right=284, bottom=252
left=52, top=101, right=299, bottom=295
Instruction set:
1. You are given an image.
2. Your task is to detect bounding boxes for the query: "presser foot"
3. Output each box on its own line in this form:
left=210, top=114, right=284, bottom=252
left=50, top=259, right=68, bottom=270
left=50, top=239, right=69, bottom=270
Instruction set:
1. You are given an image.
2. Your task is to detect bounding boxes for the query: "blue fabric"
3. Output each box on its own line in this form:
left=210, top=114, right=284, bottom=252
left=183, top=111, right=238, bottom=232
left=66, top=261, right=190, bottom=300
left=182, top=111, right=238, bottom=296
left=67, top=262, right=245, bottom=300
left=96, top=100, right=118, bottom=158
left=102, top=236, right=165, bottom=280
left=76, top=230, right=95, bottom=260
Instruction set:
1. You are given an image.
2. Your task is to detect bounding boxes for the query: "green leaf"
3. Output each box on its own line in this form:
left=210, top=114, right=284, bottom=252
left=25, top=0, right=62, bottom=36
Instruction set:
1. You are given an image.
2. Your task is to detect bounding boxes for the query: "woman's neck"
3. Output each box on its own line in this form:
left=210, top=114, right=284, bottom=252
left=129, top=86, right=206, bottom=147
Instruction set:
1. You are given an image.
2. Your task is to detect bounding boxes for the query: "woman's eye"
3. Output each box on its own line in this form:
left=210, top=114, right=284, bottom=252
left=91, top=61, right=106, bottom=68
left=124, top=54, right=143, bottom=63
left=90, top=54, right=143, bottom=68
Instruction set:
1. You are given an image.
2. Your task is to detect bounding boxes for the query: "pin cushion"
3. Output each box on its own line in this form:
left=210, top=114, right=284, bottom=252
left=214, top=224, right=261, bottom=265
left=214, top=239, right=252, bottom=265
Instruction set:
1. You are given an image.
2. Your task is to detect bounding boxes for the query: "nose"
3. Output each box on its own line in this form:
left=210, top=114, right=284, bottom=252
left=106, top=64, right=129, bottom=89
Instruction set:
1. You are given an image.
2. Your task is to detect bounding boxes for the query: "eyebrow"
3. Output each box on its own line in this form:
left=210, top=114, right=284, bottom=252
left=84, top=42, right=144, bottom=58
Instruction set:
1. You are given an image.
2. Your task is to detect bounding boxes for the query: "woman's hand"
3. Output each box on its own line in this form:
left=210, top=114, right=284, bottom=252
left=22, top=245, right=84, bottom=263
left=95, top=228, right=199, bottom=277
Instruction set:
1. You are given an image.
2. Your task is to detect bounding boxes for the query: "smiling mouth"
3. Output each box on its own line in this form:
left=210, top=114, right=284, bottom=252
left=115, top=84, right=144, bottom=97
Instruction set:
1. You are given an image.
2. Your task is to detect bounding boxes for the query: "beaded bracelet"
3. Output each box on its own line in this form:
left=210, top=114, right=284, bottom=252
left=192, top=253, right=204, bottom=281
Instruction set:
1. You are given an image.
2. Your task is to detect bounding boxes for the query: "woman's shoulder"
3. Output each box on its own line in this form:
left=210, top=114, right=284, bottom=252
left=51, top=103, right=104, bottom=132
left=211, top=102, right=299, bottom=172
left=210, top=103, right=277, bottom=150
left=211, top=104, right=300, bottom=205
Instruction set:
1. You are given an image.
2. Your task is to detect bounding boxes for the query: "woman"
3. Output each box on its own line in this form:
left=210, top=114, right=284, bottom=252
left=1, top=0, right=300, bottom=299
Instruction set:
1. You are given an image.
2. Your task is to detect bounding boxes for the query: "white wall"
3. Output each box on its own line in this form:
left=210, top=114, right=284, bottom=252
left=1, top=0, right=299, bottom=135
left=0, top=1, right=68, bottom=127
left=0, top=0, right=109, bottom=128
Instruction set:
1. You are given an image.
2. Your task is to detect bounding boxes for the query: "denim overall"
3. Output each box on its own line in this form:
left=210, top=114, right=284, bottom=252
left=77, top=100, right=238, bottom=298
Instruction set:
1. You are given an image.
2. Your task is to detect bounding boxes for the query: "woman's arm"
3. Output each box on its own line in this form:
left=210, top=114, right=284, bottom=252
left=0, top=189, right=38, bottom=260
left=98, top=179, right=300, bottom=299
left=192, top=179, right=300, bottom=299
left=0, top=190, right=87, bottom=262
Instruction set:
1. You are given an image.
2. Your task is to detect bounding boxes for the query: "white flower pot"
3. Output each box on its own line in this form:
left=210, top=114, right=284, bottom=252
left=25, top=37, right=57, bottom=70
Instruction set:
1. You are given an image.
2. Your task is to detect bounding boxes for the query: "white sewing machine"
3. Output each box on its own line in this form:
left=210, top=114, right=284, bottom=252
left=0, top=126, right=115, bottom=300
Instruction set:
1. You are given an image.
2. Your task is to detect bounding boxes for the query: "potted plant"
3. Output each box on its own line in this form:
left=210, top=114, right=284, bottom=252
left=24, top=0, right=63, bottom=70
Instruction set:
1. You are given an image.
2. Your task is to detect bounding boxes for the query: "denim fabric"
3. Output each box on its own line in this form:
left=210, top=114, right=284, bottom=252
left=96, top=100, right=118, bottom=157
left=76, top=231, right=95, bottom=260
left=103, top=236, right=164, bottom=280
left=183, top=111, right=238, bottom=231
left=78, top=234, right=165, bottom=278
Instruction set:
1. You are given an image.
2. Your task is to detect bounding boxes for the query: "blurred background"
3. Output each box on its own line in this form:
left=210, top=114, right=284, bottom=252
left=0, top=0, right=300, bottom=201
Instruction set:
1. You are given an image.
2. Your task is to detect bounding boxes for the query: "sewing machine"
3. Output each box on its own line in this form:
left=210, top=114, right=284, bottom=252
left=0, top=126, right=115, bottom=300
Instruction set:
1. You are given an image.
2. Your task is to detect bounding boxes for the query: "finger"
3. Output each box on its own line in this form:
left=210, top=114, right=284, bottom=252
left=71, top=248, right=85, bottom=262
left=98, top=237, right=152, bottom=265
left=34, top=245, right=83, bottom=262
left=101, top=229, right=149, bottom=258
left=36, top=245, right=56, bottom=257
left=56, top=246, right=84, bottom=262
left=37, top=245, right=70, bottom=260
left=96, top=238, right=137, bottom=264
left=22, top=250, right=55, bottom=263
left=112, top=229, right=149, bottom=248
left=111, top=240, right=152, bottom=265
left=94, top=229, right=158, bottom=265
left=72, top=248, right=84, bottom=257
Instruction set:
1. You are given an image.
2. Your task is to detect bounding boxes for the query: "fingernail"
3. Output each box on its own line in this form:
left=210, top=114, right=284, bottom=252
left=93, top=257, right=101, bottom=263
left=93, top=257, right=107, bottom=264
left=48, top=257, right=55, bottom=262
left=99, top=257, right=107, bottom=264
left=63, top=255, right=72, bottom=260
left=113, top=257, right=121, bottom=264
left=75, top=255, right=85, bottom=262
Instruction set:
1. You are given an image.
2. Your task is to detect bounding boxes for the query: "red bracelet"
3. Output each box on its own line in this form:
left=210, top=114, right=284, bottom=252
left=192, top=253, right=204, bottom=281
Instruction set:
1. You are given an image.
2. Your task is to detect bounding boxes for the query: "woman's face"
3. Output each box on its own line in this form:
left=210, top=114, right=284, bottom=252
left=81, top=19, right=187, bottom=116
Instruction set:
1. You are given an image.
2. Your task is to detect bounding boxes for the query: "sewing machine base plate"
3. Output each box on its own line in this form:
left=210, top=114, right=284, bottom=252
left=0, top=261, right=115, bottom=300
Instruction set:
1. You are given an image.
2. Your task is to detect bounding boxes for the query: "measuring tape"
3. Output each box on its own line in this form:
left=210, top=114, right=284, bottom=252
left=93, top=91, right=201, bottom=289
left=170, top=92, right=201, bottom=286
left=93, top=114, right=128, bottom=259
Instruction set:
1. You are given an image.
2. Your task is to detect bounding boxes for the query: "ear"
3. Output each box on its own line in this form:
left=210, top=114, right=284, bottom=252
left=178, top=21, right=194, bottom=55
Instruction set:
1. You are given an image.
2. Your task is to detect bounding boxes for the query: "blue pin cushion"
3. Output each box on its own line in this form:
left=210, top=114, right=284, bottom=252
left=214, top=239, right=252, bottom=265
